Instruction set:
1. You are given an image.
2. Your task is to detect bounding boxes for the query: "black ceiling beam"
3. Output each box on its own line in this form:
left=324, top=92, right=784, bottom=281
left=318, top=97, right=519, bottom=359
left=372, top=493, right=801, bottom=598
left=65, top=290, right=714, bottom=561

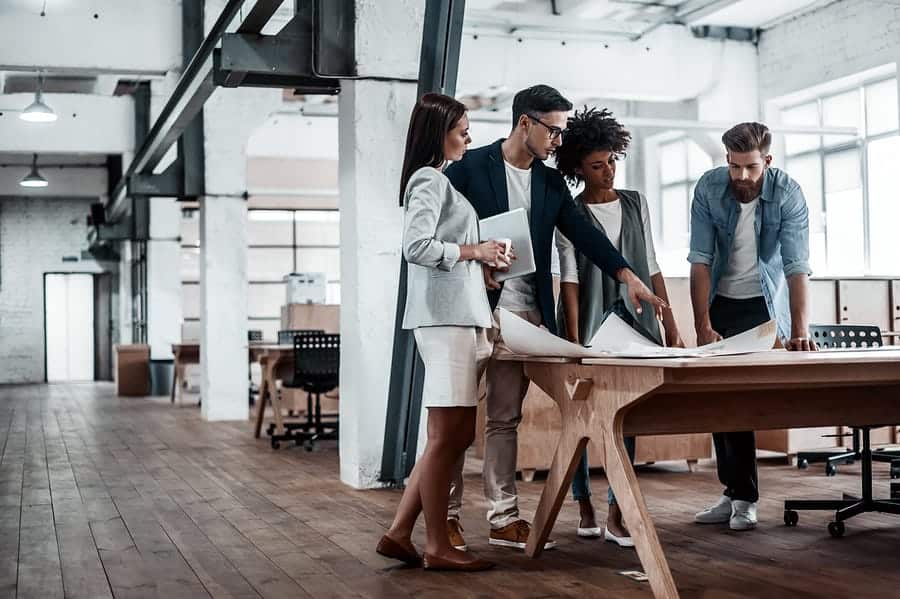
left=105, top=0, right=287, bottom=222
left=213, top=16, right=340, bottom=92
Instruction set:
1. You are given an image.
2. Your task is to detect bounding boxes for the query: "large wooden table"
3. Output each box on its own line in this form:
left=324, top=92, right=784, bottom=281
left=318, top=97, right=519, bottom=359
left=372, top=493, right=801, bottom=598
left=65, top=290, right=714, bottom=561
left=511, top=348, right=900, bottom=599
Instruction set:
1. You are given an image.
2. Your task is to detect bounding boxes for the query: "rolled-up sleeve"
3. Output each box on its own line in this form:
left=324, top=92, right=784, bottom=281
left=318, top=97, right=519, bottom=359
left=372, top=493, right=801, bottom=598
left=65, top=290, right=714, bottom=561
left=402, top=171, right=461, bottom=272
left=779, top=183, right=812, bottom=277
left=555, top=229, right=579, bottom=283
left=687, top=182, right=715, bottom=266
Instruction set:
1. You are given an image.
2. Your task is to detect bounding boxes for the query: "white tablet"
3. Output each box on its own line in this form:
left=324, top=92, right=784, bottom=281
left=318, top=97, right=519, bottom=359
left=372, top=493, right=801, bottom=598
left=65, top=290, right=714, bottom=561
left=479, top=208, right=536, bottom=282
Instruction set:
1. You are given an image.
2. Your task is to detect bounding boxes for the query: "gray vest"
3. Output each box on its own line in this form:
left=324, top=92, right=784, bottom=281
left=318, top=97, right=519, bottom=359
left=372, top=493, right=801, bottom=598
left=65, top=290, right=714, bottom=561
left=556, top=189, right=662, bottom=345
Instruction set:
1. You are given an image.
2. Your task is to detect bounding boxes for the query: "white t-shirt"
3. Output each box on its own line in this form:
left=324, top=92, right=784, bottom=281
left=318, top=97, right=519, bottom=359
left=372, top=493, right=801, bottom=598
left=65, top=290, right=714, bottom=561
left=718, top=197, right=763, bottom=299
left=498, top=161, right=538, bottom=312
left=555, top=192, right=660, bottom=284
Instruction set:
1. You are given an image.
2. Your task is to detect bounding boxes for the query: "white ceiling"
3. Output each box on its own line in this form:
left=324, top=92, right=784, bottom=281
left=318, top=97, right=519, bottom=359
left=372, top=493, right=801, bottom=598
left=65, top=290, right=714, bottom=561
left=465, top=0, right=830, bottom=32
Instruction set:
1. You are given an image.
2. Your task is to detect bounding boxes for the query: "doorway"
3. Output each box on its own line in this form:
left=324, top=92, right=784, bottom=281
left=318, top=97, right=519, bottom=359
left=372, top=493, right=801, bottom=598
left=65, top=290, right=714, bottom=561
left=44, top=273, right=95, bottom=382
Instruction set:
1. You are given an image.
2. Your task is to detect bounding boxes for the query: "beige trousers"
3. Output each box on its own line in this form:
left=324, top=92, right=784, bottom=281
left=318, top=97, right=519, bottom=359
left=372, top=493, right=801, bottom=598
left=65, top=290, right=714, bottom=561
left=447, top=308, right=542, bottom=528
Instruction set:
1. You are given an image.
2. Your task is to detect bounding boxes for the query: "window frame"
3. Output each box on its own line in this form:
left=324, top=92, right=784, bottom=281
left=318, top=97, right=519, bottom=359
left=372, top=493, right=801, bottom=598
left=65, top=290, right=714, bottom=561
left=781, top=75, right=900, bottom=275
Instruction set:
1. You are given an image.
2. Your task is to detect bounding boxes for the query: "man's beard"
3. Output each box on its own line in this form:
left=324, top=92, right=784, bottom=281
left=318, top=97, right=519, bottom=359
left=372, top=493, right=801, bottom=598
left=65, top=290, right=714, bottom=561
left=733, top=180, right=760, bottom=202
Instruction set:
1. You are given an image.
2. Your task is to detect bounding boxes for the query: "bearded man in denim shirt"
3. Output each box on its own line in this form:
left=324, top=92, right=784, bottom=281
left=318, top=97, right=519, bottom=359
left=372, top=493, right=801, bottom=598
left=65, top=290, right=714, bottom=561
left=689, top=122, right=817, bottom=532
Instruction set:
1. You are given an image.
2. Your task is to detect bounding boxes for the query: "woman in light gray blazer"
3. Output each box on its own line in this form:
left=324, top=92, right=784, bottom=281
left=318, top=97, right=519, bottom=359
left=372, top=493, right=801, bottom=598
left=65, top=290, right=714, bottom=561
left=376, top=93, right=510, bottom=572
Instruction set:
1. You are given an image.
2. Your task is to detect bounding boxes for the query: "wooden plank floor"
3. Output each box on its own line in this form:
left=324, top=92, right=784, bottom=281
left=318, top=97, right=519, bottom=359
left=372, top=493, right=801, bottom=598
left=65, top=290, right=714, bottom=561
left=2, top=382, right=899, bottom=598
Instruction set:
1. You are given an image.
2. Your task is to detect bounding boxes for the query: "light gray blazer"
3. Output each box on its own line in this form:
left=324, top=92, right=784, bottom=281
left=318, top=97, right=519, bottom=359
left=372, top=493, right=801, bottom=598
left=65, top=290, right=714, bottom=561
left=401, top=167, right=492, bottom=329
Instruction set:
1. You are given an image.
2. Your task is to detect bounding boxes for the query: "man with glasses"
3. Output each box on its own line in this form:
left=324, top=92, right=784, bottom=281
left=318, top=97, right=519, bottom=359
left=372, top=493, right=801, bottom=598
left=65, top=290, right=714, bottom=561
left=443, top=84, right=666, bottom=551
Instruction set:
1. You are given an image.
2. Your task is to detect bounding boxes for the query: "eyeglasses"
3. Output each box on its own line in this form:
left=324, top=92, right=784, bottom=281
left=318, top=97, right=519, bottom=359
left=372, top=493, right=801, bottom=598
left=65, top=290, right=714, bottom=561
left=527, top=114, right=566, bottom=141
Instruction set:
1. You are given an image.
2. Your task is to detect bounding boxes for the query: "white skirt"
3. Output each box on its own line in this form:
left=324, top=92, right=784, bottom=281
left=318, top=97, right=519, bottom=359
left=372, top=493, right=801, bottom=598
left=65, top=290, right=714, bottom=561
left=414, top=326, right=493, bottom=408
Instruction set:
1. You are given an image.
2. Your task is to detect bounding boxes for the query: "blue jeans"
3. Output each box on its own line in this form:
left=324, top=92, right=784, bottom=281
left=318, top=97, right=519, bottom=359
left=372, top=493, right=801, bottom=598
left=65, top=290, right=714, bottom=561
left=571, top=436, right=636, bottom=505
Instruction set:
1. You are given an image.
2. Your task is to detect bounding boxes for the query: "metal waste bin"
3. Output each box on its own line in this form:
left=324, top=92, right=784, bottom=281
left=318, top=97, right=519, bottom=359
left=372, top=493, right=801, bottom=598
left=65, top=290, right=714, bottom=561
left=149, top=359, right=174, bottom=397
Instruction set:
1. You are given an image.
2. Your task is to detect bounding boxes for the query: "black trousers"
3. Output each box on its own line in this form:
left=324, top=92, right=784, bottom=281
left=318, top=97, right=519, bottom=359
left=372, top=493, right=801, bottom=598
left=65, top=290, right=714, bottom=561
left=709, top=295, right=770, bottom=503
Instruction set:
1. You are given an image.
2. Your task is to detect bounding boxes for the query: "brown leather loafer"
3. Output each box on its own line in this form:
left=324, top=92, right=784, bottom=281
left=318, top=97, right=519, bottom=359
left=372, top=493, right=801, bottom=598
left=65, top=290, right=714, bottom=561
left=376, top=535, right=422, bottom=566
left=423, top=553, right=495, bottom=572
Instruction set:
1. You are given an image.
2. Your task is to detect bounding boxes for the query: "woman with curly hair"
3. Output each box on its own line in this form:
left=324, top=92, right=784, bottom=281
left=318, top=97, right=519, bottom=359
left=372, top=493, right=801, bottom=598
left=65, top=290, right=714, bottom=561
left=554, top=106, right=685, bottom=548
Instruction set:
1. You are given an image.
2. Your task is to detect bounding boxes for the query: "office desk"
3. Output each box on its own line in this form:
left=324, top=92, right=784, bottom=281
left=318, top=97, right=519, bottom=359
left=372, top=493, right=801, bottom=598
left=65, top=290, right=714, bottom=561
left=252, top=344, right=294, bottom=438
left=171, top=342, right=270, bottom=405
left=170, top=343, right=200, bottom=404
left=511, top=348, right=900, bottom=599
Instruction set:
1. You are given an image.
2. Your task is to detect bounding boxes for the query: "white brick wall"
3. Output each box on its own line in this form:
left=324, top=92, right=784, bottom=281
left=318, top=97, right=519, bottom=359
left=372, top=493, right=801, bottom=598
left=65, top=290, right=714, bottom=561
left=0, top=198, right=107, bottom=383
left=759, top=0, right=900, bottom=100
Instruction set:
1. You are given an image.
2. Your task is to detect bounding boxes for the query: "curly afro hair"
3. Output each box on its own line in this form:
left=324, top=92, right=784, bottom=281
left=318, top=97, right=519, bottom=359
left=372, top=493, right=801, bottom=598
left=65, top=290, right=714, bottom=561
left=555, top=106, right=631, bottom=185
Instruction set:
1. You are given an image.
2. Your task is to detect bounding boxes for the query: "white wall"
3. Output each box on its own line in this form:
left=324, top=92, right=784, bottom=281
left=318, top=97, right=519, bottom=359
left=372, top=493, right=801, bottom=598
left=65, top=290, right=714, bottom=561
left=758, top=0, right=900, bottom=102
left=0, top=197, right=108, bottom=383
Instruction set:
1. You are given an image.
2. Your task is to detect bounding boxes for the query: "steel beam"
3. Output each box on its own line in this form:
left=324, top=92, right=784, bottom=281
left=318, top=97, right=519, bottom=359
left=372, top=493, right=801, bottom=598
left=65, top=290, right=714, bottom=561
left=106, top=0, right=286, bottom=221
left=381, top=0, right=466, bottom=485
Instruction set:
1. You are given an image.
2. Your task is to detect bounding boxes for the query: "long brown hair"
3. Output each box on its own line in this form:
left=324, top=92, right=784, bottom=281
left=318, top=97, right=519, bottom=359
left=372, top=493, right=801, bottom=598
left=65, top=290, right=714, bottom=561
left=398, top=93, right=467, bottom=206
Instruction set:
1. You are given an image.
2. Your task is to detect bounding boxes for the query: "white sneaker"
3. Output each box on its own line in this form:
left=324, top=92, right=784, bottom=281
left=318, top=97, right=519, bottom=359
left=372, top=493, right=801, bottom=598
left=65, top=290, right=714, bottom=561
left=729, top=500, right=758, bottom=531
left=603, top=527, right=635, bottom=548
left=694, top=495, right=733, bottom=524
left=576, top=525, right=603, bottom=538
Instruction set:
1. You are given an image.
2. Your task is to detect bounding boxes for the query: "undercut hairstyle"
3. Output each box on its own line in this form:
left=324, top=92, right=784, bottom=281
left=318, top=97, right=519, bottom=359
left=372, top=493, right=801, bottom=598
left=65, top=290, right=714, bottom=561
left=511, top=84, right=573, bottom=129
left=398, top=92, right=467, bottom=206
left=722, top=122, right=772, bottom=155
left=554, top=106, right=631, bottom=185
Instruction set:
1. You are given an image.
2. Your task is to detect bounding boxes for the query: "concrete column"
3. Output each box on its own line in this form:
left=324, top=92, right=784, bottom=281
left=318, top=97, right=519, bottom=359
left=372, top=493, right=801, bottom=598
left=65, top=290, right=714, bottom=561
left=199, top=194, right=248, bottom=420
left=147, top=198, right=183, bottom=361
left=118, top=241, right=133, bottom=345
left=199, top=30, right=281, bottom=419
left=338, top=0, right=425, bottom=489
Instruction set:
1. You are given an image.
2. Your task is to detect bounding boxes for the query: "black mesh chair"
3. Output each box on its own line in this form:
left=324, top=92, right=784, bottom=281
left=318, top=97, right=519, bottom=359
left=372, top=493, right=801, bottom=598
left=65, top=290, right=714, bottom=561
left=794, top=325, right=900, bottom=477
left=278, top=329, right=323, bottom=345
left=270, top=332, right=339, bottom=450
left=784, top=324, right=900, bottom=537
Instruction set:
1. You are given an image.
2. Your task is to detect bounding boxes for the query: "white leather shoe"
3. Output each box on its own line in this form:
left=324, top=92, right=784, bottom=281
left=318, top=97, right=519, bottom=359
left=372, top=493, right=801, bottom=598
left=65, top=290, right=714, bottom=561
left=694, top=495, right=733, bottom=524
left=603, top=527, right=635, bottom=548
left=576, top=526, right=603, bottom=538
left=729, top=500, right=758, bottom=531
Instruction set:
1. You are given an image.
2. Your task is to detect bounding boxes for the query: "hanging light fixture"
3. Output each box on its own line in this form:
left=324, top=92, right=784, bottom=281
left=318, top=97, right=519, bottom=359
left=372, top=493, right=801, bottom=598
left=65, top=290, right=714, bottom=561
left=20, top=74, right=57, bottom=123
left=20, top=154, right=49, bottom=188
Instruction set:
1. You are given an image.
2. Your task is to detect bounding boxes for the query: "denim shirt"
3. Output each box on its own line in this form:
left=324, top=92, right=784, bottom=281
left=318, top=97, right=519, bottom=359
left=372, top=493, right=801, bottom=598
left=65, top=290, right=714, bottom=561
left=688, top=166, right=811, bottom=340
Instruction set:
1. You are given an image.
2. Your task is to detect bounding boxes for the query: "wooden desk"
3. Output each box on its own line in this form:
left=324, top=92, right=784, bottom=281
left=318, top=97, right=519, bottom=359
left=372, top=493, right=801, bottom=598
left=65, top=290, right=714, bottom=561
left=514, top=348, right=900, bottom=599
left=171, top=341, right=270, bottom=405
left=252, top=344, right=294, bottom=438
left=171, top=343, right=200, bottom=404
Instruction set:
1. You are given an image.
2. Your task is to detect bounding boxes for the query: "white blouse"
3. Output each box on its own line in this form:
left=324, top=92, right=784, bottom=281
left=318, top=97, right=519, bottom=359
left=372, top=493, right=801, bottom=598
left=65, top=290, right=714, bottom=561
left=556, top=192, right=660, bottom=284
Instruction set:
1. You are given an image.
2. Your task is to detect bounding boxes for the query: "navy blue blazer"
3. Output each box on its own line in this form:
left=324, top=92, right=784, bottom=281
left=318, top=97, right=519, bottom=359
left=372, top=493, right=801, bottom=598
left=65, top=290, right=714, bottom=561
left=445, top=139, right=630, bottom=335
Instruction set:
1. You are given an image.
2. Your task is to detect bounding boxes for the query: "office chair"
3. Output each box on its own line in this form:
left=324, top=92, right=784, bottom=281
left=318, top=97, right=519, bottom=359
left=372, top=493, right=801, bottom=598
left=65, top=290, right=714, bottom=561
left=794, top=325, right=900, bottom=477
left=784, top=324, right=900, bottom=537
left=270, top=332, right=339, bottom=451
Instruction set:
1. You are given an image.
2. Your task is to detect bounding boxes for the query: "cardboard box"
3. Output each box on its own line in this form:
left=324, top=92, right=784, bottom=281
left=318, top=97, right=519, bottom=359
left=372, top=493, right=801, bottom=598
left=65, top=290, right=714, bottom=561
left=280, top=303, right=339, bottom=333
left=114, top=344, right=151, bottom=396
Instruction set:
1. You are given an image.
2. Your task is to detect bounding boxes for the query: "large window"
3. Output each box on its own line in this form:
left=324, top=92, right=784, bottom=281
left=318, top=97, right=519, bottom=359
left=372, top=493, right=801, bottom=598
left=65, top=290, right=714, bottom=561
left=180, top=208, right=340, bottom=340
left=782, top=76, right=899, bottom=275
left=656, top=136, right=712, bottom=276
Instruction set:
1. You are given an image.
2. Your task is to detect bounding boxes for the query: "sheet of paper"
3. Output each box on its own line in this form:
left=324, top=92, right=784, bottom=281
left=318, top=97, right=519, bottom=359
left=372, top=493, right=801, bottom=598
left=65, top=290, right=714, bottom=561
left=498, top=308, right=776, bottom=359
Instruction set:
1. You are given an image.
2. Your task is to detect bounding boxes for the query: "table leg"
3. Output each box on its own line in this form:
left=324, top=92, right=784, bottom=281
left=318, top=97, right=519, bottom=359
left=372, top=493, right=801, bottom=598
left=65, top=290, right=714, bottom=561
left=604, top=423, right=679, bottom=599
left=266, top=357, right=286, bottom=436
left=525, top=426, right=588, bottom=558
left=253, top=357, right=269, bottom=439
left=524, top=369, right=595, bottom=557
left=170, top=358, right=178, bottom=404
